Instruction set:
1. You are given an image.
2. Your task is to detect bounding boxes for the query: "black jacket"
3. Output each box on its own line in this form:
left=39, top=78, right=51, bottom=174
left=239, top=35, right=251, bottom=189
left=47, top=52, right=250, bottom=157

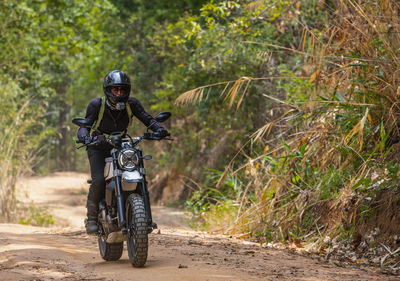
left=77, top=97, right=162, bottom=139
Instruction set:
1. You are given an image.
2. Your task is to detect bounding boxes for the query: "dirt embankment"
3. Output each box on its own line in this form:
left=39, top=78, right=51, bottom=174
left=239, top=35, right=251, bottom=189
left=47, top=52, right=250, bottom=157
left=0, top=173, right=397, bottom=280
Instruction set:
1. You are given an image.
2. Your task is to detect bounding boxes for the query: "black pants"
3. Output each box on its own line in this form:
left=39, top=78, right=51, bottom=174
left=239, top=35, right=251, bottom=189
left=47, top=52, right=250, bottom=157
left=86, top=145, right=111, bottom=220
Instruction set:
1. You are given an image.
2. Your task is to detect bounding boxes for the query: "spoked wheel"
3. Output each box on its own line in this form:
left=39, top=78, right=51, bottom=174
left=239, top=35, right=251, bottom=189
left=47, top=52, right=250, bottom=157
left=126, top=193, right=148, bottom=267
left=98, top=229, right=123, bottom=261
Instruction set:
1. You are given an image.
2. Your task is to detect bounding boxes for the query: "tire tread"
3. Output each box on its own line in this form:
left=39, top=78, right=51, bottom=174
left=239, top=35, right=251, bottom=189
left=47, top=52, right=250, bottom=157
left=126, top=193, right=148, bottom=267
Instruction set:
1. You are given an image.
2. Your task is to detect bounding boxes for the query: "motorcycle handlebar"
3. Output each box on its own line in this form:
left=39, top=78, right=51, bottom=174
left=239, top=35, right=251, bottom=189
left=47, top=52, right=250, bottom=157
left=76, top=133, right=172, bottom=149
left=143, top=131, right=173, bottom=140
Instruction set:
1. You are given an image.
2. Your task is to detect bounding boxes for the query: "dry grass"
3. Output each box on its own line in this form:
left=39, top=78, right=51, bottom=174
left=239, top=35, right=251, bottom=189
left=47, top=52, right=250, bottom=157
left=179, top=2, right=400, bottom=263
left=241, top=0, right=400, bottom=239
left=175, top=76, right=309, bottom=109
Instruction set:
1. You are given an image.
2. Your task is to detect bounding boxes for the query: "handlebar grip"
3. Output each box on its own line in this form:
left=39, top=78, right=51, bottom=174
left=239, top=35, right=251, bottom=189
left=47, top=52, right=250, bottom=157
left=88, top=140, right=100, bottom=146
left=143, top=132, right=152, bottom=139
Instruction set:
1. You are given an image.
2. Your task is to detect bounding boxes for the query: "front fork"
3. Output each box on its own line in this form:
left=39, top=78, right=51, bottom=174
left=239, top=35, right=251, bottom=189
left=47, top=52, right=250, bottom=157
left=113, top=150, right=155, bottom=234
left=137, top=150, right=155, bottom=231
left=138, top=150, right=157, bottom=230
left=112, top=151, right=127, bottom=234
left=141, top=176, right=155, bottom=229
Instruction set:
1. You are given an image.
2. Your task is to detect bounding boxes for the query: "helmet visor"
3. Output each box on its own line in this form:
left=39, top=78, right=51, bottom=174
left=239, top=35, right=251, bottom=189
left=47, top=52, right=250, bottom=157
left=111, top=86, right=129, bottom=97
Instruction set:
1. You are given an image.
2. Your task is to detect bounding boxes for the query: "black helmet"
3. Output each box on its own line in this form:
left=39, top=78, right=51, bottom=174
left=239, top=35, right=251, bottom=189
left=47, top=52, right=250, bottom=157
left=103, top=70, right=131, bottom=106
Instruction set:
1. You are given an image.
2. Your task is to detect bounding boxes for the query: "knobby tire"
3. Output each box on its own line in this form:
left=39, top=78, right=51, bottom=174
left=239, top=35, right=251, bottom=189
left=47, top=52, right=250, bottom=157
left=126, top=193, right=148, bottom=267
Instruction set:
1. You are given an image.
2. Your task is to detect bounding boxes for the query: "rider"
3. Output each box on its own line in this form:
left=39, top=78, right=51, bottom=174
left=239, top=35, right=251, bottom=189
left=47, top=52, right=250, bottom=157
left=77, top=70, right=169, bottom=235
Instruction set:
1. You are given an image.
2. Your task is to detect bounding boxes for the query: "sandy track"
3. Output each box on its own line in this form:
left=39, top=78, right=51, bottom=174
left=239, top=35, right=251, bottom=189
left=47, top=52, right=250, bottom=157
left=0, top=172, right=397, bottom=281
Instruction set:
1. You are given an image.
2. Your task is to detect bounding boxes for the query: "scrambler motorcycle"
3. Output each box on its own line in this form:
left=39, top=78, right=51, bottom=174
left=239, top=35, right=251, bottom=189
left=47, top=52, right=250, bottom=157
left=72, top=112, right=171, bottom=267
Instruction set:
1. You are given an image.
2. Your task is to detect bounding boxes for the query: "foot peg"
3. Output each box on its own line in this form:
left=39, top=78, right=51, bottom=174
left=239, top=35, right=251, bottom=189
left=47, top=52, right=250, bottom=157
left=147, top=222, right=158, bottom=233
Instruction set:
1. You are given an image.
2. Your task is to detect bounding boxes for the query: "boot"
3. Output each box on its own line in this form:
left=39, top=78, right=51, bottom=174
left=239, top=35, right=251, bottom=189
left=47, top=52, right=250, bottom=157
left=85, top=218, right=98, bottom=235
left=85, top=201, right=99, bottom=235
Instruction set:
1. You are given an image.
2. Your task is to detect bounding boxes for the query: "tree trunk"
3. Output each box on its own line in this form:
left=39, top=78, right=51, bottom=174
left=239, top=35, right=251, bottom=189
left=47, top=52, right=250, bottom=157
left=57, top=102, right=71, bottom=171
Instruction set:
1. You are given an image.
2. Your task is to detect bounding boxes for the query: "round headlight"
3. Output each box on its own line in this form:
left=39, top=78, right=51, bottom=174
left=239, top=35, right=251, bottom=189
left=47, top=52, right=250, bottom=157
left=117, top=148, right=139, bottom=170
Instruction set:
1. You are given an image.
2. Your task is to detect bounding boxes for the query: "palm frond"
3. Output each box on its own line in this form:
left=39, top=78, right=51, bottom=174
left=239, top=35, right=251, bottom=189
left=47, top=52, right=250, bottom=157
left=175, top=76, right=310, bottom=108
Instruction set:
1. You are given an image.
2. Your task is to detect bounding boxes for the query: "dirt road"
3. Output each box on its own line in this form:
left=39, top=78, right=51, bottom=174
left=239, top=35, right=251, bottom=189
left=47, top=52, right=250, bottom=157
left=0, top=172, right=397, bottom=280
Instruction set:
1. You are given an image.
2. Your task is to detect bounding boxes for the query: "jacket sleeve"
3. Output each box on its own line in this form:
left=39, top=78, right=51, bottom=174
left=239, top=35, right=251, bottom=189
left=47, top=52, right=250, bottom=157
left=77, top=98, right=101, bottom=139
left=129, top=98, right=163, bottom=131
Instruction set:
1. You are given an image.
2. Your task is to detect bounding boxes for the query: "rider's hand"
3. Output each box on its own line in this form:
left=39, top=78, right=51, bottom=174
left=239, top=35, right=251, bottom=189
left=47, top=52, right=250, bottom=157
left=84, top=136, right=93, bottom=145
left=154, top=128, right=170, bottom=139
left=96, top=135, right=106, bottom=144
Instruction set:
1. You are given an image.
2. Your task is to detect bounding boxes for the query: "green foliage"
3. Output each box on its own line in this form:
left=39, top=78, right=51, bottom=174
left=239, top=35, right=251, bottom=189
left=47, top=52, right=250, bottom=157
left=18, top=205, right=55, bottom=227
left=277, top=65, right=314, bottom=103
left=318, top=169, right=349, bottom=200
left=181, top=1, right=400, bottom=250
left=336, top=224, right=355, bottom=243
left=186, top=168, right=241, bottom=220
left=0, top=0, right=116, bottom=219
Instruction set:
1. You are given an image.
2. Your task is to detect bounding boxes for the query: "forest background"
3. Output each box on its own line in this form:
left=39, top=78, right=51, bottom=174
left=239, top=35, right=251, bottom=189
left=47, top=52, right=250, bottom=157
left=0, top=0, right=399, bottom=272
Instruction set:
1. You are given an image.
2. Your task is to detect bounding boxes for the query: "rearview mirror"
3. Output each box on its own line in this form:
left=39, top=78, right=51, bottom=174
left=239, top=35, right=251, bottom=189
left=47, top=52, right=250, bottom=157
left=154, top=112, right=171, bottom=123
left=72, top=117, right=90, bottom=127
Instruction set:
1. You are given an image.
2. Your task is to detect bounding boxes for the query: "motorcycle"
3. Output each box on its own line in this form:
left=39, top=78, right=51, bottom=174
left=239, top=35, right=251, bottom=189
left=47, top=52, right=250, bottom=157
left=72, top=112, right=171, bottom=267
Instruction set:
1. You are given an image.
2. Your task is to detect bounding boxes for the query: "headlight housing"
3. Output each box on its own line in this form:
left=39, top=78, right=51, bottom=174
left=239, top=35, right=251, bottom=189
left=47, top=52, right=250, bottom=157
left=117, top=148, right=139, bottom=171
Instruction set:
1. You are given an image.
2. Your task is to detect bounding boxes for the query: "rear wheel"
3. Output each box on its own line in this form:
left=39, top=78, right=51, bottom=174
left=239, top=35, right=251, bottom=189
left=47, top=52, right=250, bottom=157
left=126, top=193, right=148, bottom=267
left=98, top=232, right=123, bottom=261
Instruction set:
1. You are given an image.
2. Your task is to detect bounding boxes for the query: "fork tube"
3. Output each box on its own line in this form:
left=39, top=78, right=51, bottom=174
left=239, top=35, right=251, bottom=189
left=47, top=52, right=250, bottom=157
left=138, top=149, right=153, bottom=225
left=112, top=151, right=126, bottom=229
left=139, top=150, right=153, bottom=226
left=141, top=176, right=153, bottom=225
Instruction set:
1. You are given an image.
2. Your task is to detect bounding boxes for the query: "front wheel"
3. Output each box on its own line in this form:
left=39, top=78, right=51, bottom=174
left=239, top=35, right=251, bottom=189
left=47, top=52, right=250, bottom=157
left=126, top=193, right=148, bottom=267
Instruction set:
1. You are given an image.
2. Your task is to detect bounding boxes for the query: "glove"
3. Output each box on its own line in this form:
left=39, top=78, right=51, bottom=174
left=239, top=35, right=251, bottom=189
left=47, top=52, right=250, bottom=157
left=77, top=134, right=89, bottom=144
left=96, top=135, right=106, bottom=144
left=153, top=128, right=170, bottom=139
left=83, top=136, right=93, bottom=145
